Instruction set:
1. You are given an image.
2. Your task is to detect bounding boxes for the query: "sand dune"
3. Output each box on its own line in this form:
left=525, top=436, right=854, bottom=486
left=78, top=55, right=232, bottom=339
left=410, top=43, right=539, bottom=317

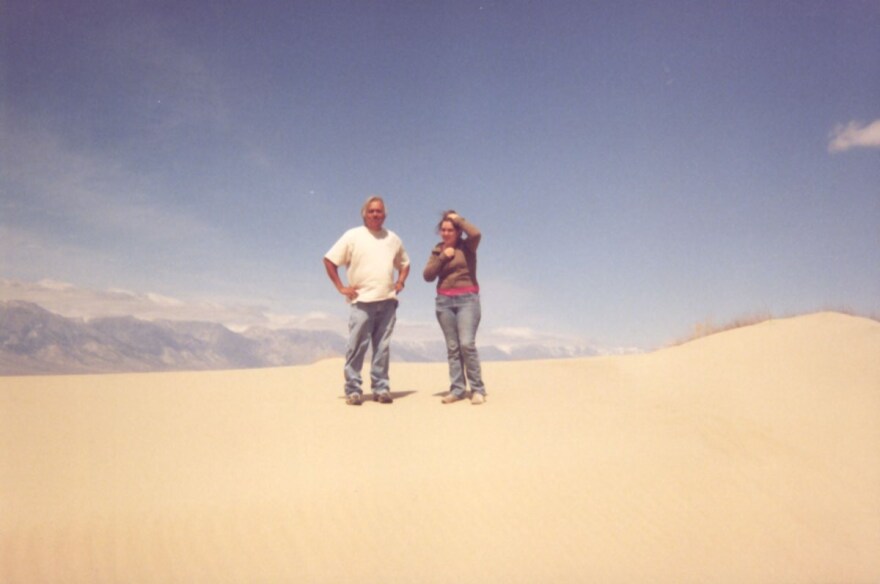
left=2, top=312, right=879, bottom=583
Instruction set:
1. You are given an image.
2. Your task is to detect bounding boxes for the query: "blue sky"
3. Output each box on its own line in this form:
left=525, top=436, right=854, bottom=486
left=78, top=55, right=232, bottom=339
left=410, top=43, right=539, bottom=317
left=2, top=0, right=878, bottom=349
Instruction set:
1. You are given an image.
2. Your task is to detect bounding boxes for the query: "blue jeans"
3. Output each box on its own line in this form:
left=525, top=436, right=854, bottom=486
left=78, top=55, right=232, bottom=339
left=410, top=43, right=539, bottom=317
left=435, top=293, right=486, bottom=397
left=344, top=299, right=397, bottom=396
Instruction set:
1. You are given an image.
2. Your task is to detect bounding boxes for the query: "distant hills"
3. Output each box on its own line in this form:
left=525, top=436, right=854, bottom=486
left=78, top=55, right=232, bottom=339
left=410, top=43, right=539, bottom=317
left=0, top=300, right=347, bottom=375
left=1, top=300, right=604, bottom=375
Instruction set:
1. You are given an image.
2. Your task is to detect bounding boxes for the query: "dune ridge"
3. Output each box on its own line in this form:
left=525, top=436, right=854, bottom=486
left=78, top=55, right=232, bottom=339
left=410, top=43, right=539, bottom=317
left=2, top=312, right=879, bottom=583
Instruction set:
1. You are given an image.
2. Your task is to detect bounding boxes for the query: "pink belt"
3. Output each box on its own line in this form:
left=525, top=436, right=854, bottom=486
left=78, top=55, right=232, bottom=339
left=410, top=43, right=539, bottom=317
left=437, top=285, right=480, bottom=297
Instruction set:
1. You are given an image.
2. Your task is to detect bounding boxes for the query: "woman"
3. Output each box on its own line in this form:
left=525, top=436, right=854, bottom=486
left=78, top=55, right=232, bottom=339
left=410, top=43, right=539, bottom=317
left=423, top=211, right=488, bottom=405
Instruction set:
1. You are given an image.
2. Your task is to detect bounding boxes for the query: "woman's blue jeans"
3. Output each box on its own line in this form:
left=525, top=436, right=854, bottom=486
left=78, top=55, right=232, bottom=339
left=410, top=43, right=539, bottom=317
left=435, top=293, right=486, bottom=397
left=344, top=299, right=397, bottom=396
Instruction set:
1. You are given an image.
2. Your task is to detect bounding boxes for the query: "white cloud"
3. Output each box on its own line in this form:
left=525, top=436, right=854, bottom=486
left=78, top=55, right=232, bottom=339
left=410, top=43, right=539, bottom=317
left=0, top=279, right=263, bottom=329
left=0, top=278, right=354, bottom=334
left=256, top=310, right=346, bottom=332
left=144, top=292, right=185, bottom=307
left=488, top=326, right=542, bottom=340
left=36, top=279, right=75, bottom=291
left=828, top=119, right=880, bottom=153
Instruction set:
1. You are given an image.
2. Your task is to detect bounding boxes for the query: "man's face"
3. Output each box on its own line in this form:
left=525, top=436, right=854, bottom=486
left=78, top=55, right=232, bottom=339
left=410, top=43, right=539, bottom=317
left=364, top=200, right=386, bottom=231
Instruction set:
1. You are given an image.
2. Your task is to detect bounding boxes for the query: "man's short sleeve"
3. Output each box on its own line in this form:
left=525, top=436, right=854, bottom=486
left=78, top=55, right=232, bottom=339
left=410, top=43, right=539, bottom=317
left=395, top=243, right=410, bottom=270
left=324, top=230, right=352, bottom=268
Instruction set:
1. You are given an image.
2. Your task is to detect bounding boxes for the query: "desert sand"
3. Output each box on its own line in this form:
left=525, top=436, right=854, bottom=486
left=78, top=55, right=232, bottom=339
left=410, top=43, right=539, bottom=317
left=2, top=312, right=879, bottom=583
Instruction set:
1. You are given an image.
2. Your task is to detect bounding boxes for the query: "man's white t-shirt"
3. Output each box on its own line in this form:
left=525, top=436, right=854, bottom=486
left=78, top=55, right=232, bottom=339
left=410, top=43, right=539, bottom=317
left=324, top=226, right=410, bottom=303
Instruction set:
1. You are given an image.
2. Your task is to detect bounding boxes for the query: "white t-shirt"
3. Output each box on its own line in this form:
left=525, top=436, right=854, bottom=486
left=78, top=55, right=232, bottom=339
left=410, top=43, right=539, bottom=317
left=324, top=226, right=410, bottom=303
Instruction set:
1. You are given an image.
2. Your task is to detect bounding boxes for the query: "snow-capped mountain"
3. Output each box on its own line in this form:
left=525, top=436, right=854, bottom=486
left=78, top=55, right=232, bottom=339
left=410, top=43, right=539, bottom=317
left=1, top=300, right=631, bottom=375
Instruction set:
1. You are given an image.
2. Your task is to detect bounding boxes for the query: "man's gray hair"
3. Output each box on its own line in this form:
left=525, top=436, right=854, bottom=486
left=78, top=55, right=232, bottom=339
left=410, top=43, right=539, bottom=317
left=361, top=195, right=386, bottom=218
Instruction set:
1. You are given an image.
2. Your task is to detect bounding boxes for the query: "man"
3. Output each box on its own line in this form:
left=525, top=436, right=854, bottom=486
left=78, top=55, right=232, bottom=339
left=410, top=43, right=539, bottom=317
left=323, top=196, right=410, bottom=405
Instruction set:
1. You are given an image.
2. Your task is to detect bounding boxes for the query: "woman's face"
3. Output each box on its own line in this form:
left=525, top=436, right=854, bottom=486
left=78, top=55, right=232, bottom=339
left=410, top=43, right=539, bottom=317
left=440, top=220, right=459, bottom=246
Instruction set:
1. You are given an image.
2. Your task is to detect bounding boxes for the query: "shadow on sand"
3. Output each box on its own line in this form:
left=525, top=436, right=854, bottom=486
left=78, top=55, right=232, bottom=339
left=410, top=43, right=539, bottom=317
left=337, top=390, right=418, bottom=403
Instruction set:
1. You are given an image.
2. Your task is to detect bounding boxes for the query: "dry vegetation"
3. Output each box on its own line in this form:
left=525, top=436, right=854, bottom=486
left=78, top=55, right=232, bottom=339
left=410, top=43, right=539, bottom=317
left=671, top=308, right=879, bottom=347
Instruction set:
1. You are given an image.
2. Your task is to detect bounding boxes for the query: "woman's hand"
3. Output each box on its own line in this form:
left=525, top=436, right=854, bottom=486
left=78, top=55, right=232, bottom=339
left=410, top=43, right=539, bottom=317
left=442, top=247, right=455, bottom=259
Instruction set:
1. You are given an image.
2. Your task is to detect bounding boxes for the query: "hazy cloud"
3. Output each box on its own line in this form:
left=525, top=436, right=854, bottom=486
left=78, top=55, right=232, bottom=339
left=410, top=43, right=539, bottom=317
left=828, top=119, right=880, bottom=153
left=0, top=279, right=316, bottom=331
left=0, top=116, right=218, bottom=277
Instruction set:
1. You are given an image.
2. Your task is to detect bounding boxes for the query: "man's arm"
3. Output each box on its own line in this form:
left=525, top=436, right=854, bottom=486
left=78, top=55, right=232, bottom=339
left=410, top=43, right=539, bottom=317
left=323, top=257, right=358, bottom=301
left=395, top=264, right=410, bottom=294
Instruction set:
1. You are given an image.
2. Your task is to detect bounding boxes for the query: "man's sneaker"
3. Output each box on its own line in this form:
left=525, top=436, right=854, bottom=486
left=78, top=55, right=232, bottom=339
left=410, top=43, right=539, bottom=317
left=471, top=393, right=486, bottom=405
left=375, top=392, right=393, bottom=404
left=346, top=393, right=363, bottom=406
left=441, top=393, right=464, bottom=404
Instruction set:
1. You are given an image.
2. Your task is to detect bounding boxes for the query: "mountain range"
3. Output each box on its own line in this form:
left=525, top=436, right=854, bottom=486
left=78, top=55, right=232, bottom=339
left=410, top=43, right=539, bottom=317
left=0, top=300, right=605, bottom=375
